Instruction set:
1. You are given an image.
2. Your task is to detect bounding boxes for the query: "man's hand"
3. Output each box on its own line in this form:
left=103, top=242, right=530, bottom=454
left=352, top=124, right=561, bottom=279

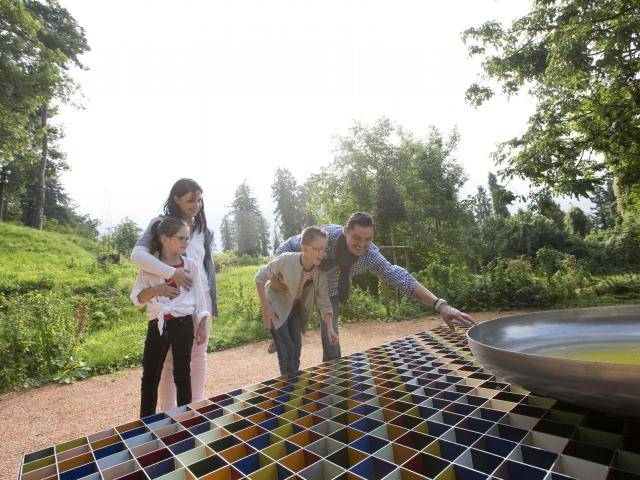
left=171, top=268, right=192, bottom=290
left=195, top=317, right=209, bottom=345
left=154, top=284, right=179, bottom=299
left=439, top=304, right=475, bottom=331
left=270, top=273, right=289, bottom=293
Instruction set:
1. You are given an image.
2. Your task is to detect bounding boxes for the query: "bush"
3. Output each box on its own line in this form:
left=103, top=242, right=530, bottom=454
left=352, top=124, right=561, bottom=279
left=0, top=292, right=80, bottom=390
left=214, top=251, right=272, bottom=272
left=340, top=288, right=386, bottom=322
left=585, top=223, right=640, bottom=274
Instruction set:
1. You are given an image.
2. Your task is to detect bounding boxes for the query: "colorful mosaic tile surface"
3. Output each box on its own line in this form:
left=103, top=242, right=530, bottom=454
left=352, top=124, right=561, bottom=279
left=18, top=326, right=640, bottom=480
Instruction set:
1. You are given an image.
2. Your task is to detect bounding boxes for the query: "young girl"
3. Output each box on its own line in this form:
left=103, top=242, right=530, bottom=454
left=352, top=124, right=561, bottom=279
left=131, top=217, right=210, bottom=418
left=131, top=178, right=217, bottom=411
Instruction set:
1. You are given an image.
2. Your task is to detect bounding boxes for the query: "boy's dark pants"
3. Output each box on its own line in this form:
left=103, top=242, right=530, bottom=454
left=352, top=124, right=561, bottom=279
left=271, top=303, right=303, bottom=375
left=140, top=316, right=193, bottom=418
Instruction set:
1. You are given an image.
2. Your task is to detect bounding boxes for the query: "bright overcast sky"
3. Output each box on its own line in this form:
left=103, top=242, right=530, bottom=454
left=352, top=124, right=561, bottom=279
left=57, top=0, right=567, bottom=238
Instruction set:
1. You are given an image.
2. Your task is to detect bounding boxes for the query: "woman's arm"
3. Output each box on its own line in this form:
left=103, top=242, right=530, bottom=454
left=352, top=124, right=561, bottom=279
left=188, top=258, right=210, bottom=345
left=130, top=218, right=192, bottom=288
left=130, top=272, right=178, bottom=306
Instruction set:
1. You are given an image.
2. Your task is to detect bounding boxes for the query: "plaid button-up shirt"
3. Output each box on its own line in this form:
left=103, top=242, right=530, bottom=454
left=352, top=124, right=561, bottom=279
left=276, top=224, right=417, bottom=299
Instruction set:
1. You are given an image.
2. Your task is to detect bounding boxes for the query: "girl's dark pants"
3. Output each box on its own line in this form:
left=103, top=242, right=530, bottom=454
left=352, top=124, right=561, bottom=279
left=140, top=316, right=194, bottom=418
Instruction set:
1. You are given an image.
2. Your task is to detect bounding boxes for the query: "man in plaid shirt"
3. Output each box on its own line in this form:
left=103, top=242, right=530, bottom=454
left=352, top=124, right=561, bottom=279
left=273, top=212, right=475, bottom=361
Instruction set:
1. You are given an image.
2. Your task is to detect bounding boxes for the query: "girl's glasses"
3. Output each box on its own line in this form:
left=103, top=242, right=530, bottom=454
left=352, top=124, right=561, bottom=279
left=173, top=235, right=190, bottom=242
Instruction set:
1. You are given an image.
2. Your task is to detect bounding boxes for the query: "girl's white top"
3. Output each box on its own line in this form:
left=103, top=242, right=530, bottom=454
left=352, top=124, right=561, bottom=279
left=131, top=255, right=210, bottom=334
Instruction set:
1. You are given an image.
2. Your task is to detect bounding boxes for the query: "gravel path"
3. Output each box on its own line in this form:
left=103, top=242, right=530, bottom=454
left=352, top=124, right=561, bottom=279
left=0, top=312, right=508, bottom=480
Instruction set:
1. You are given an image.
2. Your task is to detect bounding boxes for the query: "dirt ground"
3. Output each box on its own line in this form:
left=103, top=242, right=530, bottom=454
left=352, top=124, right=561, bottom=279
left=0, top=312, right=509, bottom=480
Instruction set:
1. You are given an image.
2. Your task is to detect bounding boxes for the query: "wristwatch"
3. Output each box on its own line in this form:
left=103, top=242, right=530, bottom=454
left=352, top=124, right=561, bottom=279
left=434, top=298, right=448, bottom=313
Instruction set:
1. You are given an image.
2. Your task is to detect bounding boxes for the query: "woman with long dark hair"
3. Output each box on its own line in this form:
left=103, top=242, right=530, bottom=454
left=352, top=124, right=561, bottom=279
left=131, top=178, right=217, bottom=411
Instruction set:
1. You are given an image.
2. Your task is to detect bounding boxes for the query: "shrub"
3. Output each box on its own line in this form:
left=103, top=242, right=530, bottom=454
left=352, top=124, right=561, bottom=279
left=340, top=288, right=386, bottom=322
left=214, top=251, right=272, bottom=272
left=0, top=292, right=79, bottom=390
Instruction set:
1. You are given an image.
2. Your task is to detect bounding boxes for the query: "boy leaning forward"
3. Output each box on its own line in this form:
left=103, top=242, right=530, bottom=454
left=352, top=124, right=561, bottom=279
left=255, top=227, right=339, bottom=375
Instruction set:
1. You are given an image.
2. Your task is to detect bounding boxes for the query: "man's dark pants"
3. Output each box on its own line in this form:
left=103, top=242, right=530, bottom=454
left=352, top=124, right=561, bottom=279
left=320, top=295, right=341, bottom=362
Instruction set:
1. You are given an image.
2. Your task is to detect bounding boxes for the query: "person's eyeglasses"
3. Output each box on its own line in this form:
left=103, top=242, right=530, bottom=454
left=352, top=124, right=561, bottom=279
left=173, top=235, right=190, bottom=242
left=307, top=246, right=326, bottom=253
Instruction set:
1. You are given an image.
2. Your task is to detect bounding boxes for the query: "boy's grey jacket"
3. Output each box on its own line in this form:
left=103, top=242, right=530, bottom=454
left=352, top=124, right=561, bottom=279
left=133, top=215, right=218, bottom=317
left=255, top=252, right=333, bottom=331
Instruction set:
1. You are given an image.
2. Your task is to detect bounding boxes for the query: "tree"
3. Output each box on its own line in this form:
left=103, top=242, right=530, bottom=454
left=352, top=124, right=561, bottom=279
left=464, top=185, right=492, bottom=225
left=112, top=217, right=142, bottom=255
left=272, top=226, right=281, bottom=253
left=463, top=1, right=640, bottom=198
left=487, top=173, right=514, bottom=217
left=272, top=167, right=303, bottom=240
left=0, top=1, right=89, bottom=230
left=375, top=178, right=406, bottom=234
left=25, top=0, right=89, bottom=230
left=0, top=0, right=43, bottom=162
left=532, top=191, right=565, bottom=230
left=224, top=181, right=267, bottom=256
left=257, top=214, right=270, bottom=256
left=565, top=207, right=591, bottom=237
left=590, top=179, right=618, bottom=229
left=306, top=119, right=470, bottom=266
left=220, top=213, right=234, bottom=251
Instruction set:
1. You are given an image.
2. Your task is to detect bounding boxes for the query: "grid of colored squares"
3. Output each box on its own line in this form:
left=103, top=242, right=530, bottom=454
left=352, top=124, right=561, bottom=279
left=18, top=326, right=640, bottom=480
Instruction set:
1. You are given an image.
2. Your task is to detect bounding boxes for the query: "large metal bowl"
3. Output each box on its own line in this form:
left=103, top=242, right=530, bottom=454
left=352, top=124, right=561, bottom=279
left=467, top=305, right=640, bottom=415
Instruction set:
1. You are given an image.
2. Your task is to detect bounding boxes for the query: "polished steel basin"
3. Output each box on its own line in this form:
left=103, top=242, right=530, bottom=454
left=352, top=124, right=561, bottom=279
left=467, top=305, right=640, bottom=415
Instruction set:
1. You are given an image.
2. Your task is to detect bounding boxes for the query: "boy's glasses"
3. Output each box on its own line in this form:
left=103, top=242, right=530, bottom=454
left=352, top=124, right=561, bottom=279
left=305, top=246, right=326, bottom=254
left=173, top=235, right=190, bottom=242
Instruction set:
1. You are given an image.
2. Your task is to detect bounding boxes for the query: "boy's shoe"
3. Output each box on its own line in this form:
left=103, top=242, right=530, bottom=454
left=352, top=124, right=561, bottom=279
left=267, top=342, right=277, bottom=354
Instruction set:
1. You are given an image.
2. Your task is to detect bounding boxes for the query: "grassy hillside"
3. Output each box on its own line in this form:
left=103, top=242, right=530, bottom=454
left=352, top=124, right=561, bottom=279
left=0, top=223, right=141, bottom=390
left=0, top=223, right=270, bottom=391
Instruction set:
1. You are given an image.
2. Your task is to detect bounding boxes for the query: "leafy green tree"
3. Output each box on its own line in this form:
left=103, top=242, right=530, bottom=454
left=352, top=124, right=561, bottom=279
left=0, top=0, right=43, bottom=162
left=532, top=191, right=565, bottom=230
left=0, top=1, right=89, bottom=230
left=478, top=211, right=568, bottom=262
left=463, top=185, right=492, bottom=225
left=307, top=118, right=401, bottom=223
left=307, top=119, right=470, bottom=267
left=111, top=217, right=142, bottom=256
left=25, top=0, right=88, bottom=230
left=487, top=173, right=514, bottom=217
left=463, top=0, right=640, bottom=198
left=565, top=206, right=591, bottom=237
left=376, top=177, right=406, bottom=234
